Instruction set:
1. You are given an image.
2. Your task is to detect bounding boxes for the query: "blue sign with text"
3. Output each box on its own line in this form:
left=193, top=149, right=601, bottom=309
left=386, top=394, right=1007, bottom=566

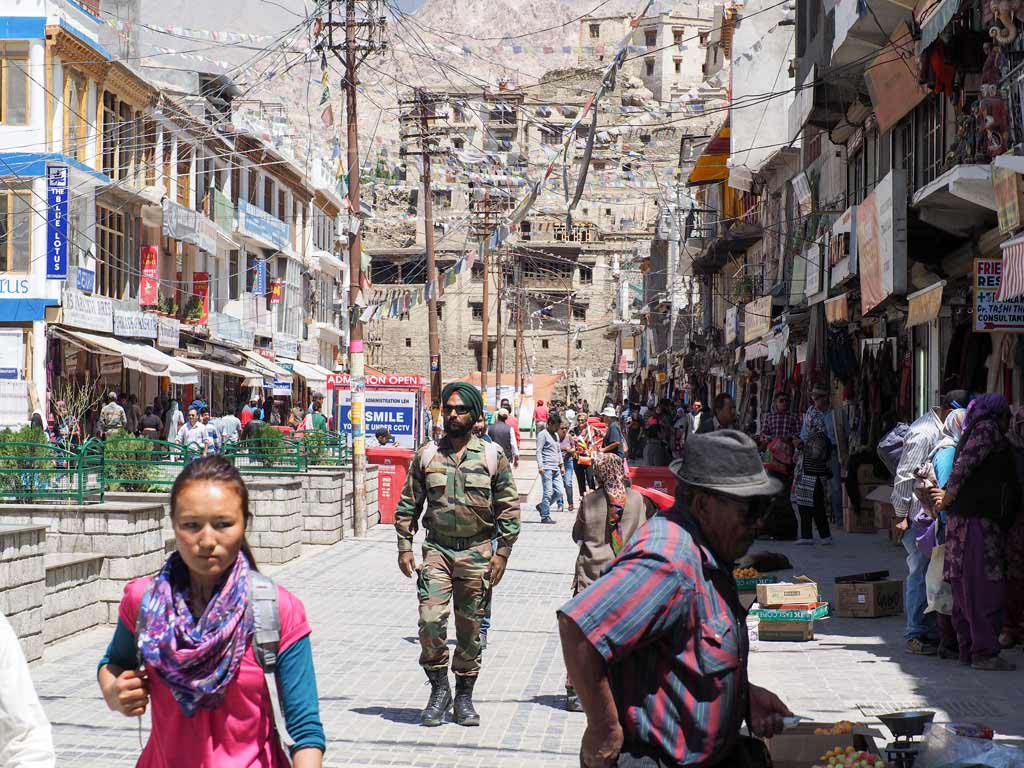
left=46, top=165, right=69, bottom=280
left=252, top=259, right=267, bottom=295
left=76, top=267, right=95, bottom=294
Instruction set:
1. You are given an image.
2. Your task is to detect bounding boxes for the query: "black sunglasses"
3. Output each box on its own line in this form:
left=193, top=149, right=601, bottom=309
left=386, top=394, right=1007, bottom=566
left=707, top=491, right=769, bottom=524
left=444, top=404, right=473, bottom=415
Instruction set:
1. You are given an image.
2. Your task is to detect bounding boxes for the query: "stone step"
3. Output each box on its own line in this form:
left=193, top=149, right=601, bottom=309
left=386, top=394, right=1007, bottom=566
left=44, top=552, right=105, bottom=646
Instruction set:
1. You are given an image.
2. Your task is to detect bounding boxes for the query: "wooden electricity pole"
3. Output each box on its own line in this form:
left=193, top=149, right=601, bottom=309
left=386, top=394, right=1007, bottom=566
left=494, top=246, right=504, bottom=403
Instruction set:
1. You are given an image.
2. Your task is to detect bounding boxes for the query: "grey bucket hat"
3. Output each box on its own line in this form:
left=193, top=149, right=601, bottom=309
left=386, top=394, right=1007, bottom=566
left=669, top=429, right=784, bottom=498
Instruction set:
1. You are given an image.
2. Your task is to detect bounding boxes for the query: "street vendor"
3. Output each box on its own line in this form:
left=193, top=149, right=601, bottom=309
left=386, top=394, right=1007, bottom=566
left=558, top=430, right=791, bottom=768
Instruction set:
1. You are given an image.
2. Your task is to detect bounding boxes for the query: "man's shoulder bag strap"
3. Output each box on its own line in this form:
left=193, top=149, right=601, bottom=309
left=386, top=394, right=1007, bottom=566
left=250, top=571, right=296, bottom=755
left=419, top=441, right=499, bottom=476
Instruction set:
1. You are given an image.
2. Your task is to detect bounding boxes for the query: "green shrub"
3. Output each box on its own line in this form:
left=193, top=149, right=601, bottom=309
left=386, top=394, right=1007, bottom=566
left=104, top=433, right=163, bottom=492
left=0, top=425, right=54, bottom=499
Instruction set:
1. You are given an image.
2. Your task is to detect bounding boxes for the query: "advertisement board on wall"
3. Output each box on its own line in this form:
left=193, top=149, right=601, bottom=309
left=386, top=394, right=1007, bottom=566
left=139, top=246, right=159, bottom=306
left=857, top=170, right=908, bottom=314
left=829, top=205, right=858, bottom=288
left=725, top=306, right=738, bottom=346
left=62, top=288, right=113, bottom=333
left=113, top=310, right=158, bottom=339
left=0, top=330, right=24, bottom=379
left=974, top=258, right=1024, bottom=332
left=335, top=389, right=419, bottom=448
left=744, top=296, right=772, bottom=341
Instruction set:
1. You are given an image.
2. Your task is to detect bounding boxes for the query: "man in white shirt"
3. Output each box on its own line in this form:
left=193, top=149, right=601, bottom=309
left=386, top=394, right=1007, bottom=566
left=176, top=407, right=212, bottom=459
left=0, top=611, right=55, bottom=767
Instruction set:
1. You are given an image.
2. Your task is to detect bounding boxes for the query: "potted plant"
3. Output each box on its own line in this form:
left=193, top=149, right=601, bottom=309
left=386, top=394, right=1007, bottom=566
left=183, top=297, right=204, bottom=324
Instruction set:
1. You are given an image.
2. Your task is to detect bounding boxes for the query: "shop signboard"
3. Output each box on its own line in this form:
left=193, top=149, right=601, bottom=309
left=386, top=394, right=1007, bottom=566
left=75, top=267, right=94, bottom=294
left=193, top=272, right=210, bottom=325
left=46, top=165, right=69, bottom=280
left=335, top=388, right=419, bottom=448
left=792, top=172, right=812, bottom=219
left=725, top=306, right=739, bottom=345
left=139, top=246, right=159, bottom=306
left=829, top=205, right=858, bottom=288
left=993, top=161, right=1024, bottom=235
left=273, top=333, right=299, bottom=360
left=113, top=310, right=158, bottom=339
left=252, top=259, right=268, bottom=295
left=208, top=311, right=254, bottom=350
left=327, top=373, right=428, bottom=389
left=62, top=288, right=112, bottom=333
left=974, top=258, right=1024, bottom=333
left=0, top=277, right=29, bottom=297
left=157, top=316, right=180, bottom=349
left=0, top=330, right=24, bottom=379
left=163, top=200, right=217, bottom=254
left=744, top=295, right=771, bottom=342
left=857, top=170, right=908, bottom=315
left=238, top=200, right=290, bottom=251
left=269, top=279, right=283, bottom=305
left=864, top=22, right=928, bottom=133
left=300, top=341, right=319, bottom=364
left=804, top=242, right=824, bottom=300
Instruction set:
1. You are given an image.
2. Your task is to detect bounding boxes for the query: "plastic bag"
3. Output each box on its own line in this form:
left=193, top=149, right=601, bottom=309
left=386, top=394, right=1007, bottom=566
left=917, top=722, right=1024, bottom=768
left=925, top=543, right=953, bottom=615
left=913, top=462, right=939, bottom=511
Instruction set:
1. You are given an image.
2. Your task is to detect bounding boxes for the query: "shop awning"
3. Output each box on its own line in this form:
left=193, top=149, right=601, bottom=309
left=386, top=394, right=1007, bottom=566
left=744, top=341, right=768, bottom=360
left=997, top=234, right=1024, bottom=302
left=687, top=122, right=730, bottom=187
left=824, top=292, right=849, bottom=324
left=56, top=328, right=199, bottom=385
left=279, top=358, right=330, bottom=383
left=907, top=281, right=946, bottom=327
left=241, top=350, right=293, bottom=381
left=917, top=0, right=961, bottom=53
left=186, top=357, right=264, bottom=386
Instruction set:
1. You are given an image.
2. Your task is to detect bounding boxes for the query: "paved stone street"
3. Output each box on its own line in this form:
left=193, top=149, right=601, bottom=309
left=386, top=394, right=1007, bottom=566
left=30, top=458, right=1024, bottom=766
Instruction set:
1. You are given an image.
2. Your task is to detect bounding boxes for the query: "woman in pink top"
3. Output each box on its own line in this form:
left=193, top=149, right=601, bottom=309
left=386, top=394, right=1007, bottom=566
left=96, top=456, right=325, bottom=767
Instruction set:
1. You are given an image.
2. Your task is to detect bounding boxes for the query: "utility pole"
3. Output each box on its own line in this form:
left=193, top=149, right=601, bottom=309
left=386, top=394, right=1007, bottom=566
left=515, top=257, right=524, bottom=397
left=494, top=246, right=504, bottom=404
left=480, top=236, right=490, bottom=406
left=400, top=90, right=447, bottom=407
left=469, top=189, right=509, bottom=410
left=326, top=0, right=386, bottom=538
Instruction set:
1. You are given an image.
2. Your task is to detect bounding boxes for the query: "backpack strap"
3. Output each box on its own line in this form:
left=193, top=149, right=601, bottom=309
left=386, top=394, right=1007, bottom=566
left=249, top=571, right=296, bottom=753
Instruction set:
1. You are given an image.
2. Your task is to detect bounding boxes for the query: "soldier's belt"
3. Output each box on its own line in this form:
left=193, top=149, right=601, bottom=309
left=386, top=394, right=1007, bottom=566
left=425, top=530, right=493, bottom=551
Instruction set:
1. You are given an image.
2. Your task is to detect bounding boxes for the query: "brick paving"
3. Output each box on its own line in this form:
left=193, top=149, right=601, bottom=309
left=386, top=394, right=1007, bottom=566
left=29, top=459, right=1024, bottom=766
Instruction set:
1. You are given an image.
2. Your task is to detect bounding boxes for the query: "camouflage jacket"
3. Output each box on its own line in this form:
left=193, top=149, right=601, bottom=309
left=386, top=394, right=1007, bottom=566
left=395, top=435, right=521, bottom=558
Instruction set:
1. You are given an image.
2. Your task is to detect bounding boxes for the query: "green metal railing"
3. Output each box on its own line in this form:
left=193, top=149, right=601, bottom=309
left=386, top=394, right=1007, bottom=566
left=222, top=437, right=307, bottom=473
left=102, top=436, right=201, bottom=492
left=290, top=430, right=349, bottom=467
left=0, top=437, right=104, bottom=504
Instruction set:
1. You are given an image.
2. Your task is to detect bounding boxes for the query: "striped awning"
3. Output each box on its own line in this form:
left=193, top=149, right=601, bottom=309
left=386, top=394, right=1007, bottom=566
left=997, top=234, right=1024, bottom=302
left=907, top=281, right=946, bottom=327
left=918, top=0, right=962, bottom=53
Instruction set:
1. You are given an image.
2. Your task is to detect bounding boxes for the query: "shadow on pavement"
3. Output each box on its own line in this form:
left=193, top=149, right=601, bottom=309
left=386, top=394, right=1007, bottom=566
left=350, top=705, right=424, bottom=724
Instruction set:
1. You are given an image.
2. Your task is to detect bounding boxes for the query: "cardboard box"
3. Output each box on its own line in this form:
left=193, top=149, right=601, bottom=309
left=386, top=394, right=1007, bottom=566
left=756, top=579, right=819, bottom=607
left=843, top=503, right=876, bottom=533
left=752, top=602, right=831, bottom=621
left=865, top=485, right=895, bottom=531
left=758, top=620, right=814, bottom=642
left=834, top=580, right=904, bottom=618
left=770, top=724, right=881, bottom=768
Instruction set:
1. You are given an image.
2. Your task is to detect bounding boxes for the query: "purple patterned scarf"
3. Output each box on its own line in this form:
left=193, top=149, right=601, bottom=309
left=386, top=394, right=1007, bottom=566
left=136, top=551, right=254, bottom=716
left=946, top=393, right=1010, bottom=500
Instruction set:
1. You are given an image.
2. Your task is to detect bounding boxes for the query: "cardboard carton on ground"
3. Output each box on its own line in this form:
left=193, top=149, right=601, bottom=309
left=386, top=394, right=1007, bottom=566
left=865, top=484, right=895, bottom=530
left=758, top=620, right=813, bottom=641
left=843, top=503, right=876, bottom=534
left=756, top=578, right=819, bottom=607
left=769, top=723, right=883, bottom=768
left=834, top=580, right=903, bottom=618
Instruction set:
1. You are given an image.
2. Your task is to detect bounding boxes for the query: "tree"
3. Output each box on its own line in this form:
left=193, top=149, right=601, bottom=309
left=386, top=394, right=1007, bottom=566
left=49, top=377, right=106, bottom=453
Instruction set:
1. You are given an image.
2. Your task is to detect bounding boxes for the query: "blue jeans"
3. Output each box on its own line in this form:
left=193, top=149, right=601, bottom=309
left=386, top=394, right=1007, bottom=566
left=563, top=457, right=575, bottom=508
left=903, top=526, right=936, bottom=641
left=538, top=468, right=564, bottom=519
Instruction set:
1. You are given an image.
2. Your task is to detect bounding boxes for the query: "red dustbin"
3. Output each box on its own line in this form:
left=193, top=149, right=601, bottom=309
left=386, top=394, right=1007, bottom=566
left=628, top=465, right=677, bottom=496
left=365, top=446, right=415, bottom=524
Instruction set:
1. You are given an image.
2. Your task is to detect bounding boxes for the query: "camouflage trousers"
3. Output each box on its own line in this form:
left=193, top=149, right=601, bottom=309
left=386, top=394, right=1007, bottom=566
left=417, top=539, right=492, bottom=677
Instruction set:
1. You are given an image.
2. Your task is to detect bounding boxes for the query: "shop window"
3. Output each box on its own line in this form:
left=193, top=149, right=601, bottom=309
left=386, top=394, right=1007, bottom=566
left=589, top=23, right=600, bottom=39
left=542, top=339, right=550, bottom=349
left=645, top=59, right=655, bottom=76
left=471, top=301, right=484, bottom=320
left=0, top=190, right=31, bottom=272
left=0, top=43, right=29, bottom=125
left=96, top=205, right=128, bottom=300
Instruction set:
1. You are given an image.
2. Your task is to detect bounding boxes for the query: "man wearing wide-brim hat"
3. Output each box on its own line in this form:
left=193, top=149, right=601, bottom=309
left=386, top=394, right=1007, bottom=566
left=558, top=430, right=792, bottom=768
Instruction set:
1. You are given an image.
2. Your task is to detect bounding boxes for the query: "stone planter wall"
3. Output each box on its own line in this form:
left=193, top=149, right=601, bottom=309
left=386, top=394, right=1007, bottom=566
left=246, top=479, right=303, bottom=565
left=44, top=553, right=105, bottom=646
left=0, top=524, right=46, bottom=662
left=302, top=468, right=346, bottom=545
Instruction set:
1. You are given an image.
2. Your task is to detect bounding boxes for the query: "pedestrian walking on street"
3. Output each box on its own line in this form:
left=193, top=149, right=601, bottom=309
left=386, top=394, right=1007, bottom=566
left=176, top=408, right=211, bottom=461
left=559, top=430, right=791, bottom=768
left=200, top=408, right=221, bottom=455
left=792, top=385, right=835, bottom=546
left=570, top=412, right=598, bottom=493
left=891, top=388, right=968, bottom=656
left=219, top=408, right=242, bottom=447
left=96, top=456, right=326, bottom=766
left=164, top=400, right=184, bottom=444
left=499, top=398, right=521, bottom=448
left=564, top=453, right=653, bottom=712
left=931, top=393, right=1021, bottom=671
left=537, top=413, right=566, bottom=523
left=240, top=395, right=261, bottom=429
left=599, top=407, right=625, bottom=459
left=757, top=391, right=801, bottom=446
left=139, top=406, right=163, bottom=441
left=559, top=420, right=576, bottom=512
left=394, top=382, right=521, bottom=727
left=99, top=392, right=128, bottom=438
left=533, top=400, right=549, bottom=436
left=0, top=609, right=55, bottom=766
left=487, top=408, right=519, bottom=466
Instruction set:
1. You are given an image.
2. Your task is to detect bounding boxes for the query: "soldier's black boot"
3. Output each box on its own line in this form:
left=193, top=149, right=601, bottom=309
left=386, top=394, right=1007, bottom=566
left=453, top=675, right=480, bottom=726
left=421, top=668, right=452, bottom=727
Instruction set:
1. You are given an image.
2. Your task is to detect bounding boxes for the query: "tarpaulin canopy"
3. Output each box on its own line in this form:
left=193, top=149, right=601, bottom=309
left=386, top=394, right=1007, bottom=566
left=997, top=233, right=1024, bottom=302
left=907, top=281, right=946, bottom=327
left=241, top=350, right=292, bottom=381
left=688, top=121, right=730, bottom=187
left=186, top=357, right=264, bottom=386
left=280, top=358, right=332, bottom=384
left=56, top=328, right=199, bottom=385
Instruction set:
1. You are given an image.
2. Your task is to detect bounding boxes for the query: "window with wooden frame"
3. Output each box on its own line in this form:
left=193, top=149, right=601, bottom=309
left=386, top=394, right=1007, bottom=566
left=247, top=167, right=259, bottom=206
left=102, top=92, right=117, bottom=177
left=231, top=164, right=241, bottom=206
left=917, top=95, right=946, bottom=188
left=176, top=145, right=192, bottom=208
left=64, top=72, right=87, bottom=161
left=96, top=204, right=128, bottom=299
left=118, top=102, right=132, bottom=181
left=264, top=176, right=274, bottom=214
left=0, top=42, right=29, bottom=125
left=0, top=189, right=31, bottom=272
left=162, top=140, right=172, bottom=196
left=142, top=119, right=156, bottom=186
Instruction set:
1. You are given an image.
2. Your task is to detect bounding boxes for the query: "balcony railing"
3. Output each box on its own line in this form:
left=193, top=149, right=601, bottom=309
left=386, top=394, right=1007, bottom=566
left=684, top=208, right=716, bottom=242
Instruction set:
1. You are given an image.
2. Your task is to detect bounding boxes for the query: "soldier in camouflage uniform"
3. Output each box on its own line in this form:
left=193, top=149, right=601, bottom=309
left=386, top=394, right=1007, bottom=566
left=395, top=381, right=521, bottom=727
